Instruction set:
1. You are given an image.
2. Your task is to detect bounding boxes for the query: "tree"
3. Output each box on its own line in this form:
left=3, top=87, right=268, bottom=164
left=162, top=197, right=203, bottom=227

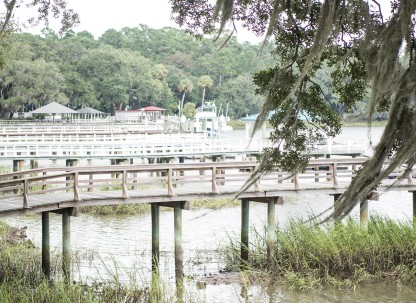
left=183, top=102, right=196, bottom=119
left=0, top=0, right=79, bottom=68
left=0, top=58, right=67, bottom=117
left=178, top=79, right=193, bottom=116
left=170, top=0, right=416, bottom=221
left=197, top=75, right=214, bottom=105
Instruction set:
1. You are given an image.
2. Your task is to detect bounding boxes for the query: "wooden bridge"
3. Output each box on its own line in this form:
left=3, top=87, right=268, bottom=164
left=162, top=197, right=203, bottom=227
left=0, top=130, right=368, bottom=167
left=1, top=157, right=416, bottom=285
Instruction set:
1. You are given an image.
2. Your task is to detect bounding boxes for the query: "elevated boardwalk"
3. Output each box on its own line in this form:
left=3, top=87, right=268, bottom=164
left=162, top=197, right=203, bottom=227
left=1, top=157, right=415, bottom=285
left=0, top=158, right=413, bottom=217
left=0, top=130, right=367, bottom=161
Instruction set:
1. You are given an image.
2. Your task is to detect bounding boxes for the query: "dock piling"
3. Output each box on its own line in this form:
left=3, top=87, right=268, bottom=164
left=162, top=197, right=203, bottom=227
left=267, top=198, right=276, bottom=268
left=42, top=212, right=50, bottom=280
left=151, top=204, right=160, bottom=273
left=174, top=202, right=183, bottom=286
left=62, top=209, right=71, bottom=283
left=241, top=198, right=249, bottom=269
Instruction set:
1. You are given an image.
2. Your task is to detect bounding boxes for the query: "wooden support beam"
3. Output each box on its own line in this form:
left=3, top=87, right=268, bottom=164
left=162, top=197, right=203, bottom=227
left=174, top=201, right=183, bottom=290
left=408, top=190, right=416, bottom=223
left=267, top=198, right=276, bottom=268
left=157, top=201, right=190, bottom=210
left=51, top=207, right=78, bottom=217
left=330, top=193, right=342, bottom=220
left=151, top=204, right=159, bottom=273
left=241, top=198, right=249, bottom=269
left=242, top=196, right=284, bottom=204
left=360, top=199, right=368, bottom=230
left=62, top=208, right=71, bottom=283
left=42, top=212, right=50, bottom=280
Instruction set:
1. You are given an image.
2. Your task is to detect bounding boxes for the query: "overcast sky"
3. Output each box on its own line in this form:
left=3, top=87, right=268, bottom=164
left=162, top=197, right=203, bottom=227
left=14, top=0, right=263, bottom=43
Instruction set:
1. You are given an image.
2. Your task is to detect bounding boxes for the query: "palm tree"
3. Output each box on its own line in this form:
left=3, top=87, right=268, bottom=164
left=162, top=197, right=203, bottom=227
left=178, top=79, right=193, bottom=117
left=197, top=75, right=214, bottom=106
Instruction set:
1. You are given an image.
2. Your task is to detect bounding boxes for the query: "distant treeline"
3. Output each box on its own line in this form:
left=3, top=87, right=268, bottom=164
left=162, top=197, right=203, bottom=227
left=0, top=25, right=283, bottom=119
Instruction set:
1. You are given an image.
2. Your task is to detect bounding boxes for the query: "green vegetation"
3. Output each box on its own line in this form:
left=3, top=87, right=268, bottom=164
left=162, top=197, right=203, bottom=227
left=80, top=204, right=151, bottom=216
left=0, top=228, right=202, bottom=302
left=81, top=198, right=240, bottom=216
left=222, top=218, right=416, bottom=289
left=0, top=26, right=276, bottom=119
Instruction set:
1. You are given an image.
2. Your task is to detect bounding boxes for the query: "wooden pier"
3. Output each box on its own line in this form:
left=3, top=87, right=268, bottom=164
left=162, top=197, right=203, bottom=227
left=0, top=158, right=415, bottom=283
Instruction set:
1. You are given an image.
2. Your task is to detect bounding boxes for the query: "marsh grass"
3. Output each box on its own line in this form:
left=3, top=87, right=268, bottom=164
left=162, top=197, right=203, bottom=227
left=81, top=198, right=240, bottom=216
left=0, top=237, right=205, bottom=302
left=222, top=217, right=416, bottom=289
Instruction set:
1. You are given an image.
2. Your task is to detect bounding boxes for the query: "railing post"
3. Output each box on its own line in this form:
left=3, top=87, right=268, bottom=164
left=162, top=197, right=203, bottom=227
left=212, top=167, right=218, bottom=193
left=23, top=179, right=29, bottom=208
left=332, top=163, right=339, bottom=187
left=253, top=178, right=260, bottom=191
left=122, top=170, right=128, bottom=198
left=88, top=173, right=93, bottom=192
left=73, top=172, right=80, bottom=201
left=294, top=174, right=300, bottom=189
left=168, top=168, right=174, bottom=196
left=408, top=174, right=414, bottom=185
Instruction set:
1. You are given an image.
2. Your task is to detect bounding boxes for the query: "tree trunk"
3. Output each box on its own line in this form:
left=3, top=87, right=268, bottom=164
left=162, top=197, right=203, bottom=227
left=201, top=87, right=206, bottom=106
left=180, top=92, right=186, bottom=116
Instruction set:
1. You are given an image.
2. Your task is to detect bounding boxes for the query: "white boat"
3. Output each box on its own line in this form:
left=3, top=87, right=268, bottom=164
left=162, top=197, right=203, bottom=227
left=194, top=102, right=233, bottom=135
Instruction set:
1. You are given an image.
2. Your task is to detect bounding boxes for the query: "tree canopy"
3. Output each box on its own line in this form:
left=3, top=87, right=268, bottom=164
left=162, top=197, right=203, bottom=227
left=169, top=0, right=416, bottom=221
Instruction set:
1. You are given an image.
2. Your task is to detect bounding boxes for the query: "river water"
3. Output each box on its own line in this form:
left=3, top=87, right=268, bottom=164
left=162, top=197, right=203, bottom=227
left=5, top=126, right=416, bottom=302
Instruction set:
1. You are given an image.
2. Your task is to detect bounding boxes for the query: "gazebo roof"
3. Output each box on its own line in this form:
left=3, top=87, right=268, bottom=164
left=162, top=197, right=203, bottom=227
left=76, top=107, right=105, bottom=114
left=30, top=102, right=78, bottom=114
left=138, top=106, right=166, bottom=111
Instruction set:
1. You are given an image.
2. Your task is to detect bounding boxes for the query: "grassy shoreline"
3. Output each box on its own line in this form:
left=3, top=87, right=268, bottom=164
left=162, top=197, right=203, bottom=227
left=80, top=198, right=240, bottom=216
left=222, top=217, right=416, bottom=289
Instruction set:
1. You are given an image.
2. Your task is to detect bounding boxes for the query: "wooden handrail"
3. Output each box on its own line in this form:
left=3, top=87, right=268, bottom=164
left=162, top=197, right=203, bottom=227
left=2, top=158, right=413, bottom=212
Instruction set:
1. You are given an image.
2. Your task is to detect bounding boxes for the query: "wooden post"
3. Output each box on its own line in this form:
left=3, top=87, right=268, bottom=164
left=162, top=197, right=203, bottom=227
left=174, top=202, right=183, bottom=290
left=151, top=204, right=160, bottom=273
left=13, top=159, right=24, bottom=172
left=241, top=198, right=249, bottom=269
left=361, top=192, right=379, bottom=230
left=62, top=209, right=71, bottom=283
left=168, top=169, right=174, bottom=196
left=332, top=163, right=339, bottom=187
left=42, top=212, right=50, bottom=280
left=360, top=199, right=369, bottom=230
left=179, top=157, right=185, bottom=177
left=410, top=191, right=416, bottom=224
left=212, top=167, right=218, bottom=193
left=267, top=198, right=276, bottom=268
left=13, top=160, right=24, bottom=194
left=29, top=151, right=38, bottom=169
left=332, top=193, right=342, bottom=221
left=66, top=159, right=77, bottom=192
left=413, top=191, right=416, bottom=223
left=199, top=156, right=205, bottom=175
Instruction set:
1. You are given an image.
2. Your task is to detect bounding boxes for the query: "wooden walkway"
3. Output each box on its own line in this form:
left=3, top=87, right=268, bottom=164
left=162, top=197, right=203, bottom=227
left=0, top=130, right=367, bottom=160
left=0, top=158, right=414, bottom=218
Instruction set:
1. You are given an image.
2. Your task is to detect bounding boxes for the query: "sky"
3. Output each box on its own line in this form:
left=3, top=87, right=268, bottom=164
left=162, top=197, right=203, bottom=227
left=14, top=0, right=263, bottom=43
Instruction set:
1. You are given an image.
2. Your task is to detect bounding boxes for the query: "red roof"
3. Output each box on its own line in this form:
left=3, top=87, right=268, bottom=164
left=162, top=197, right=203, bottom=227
left=138, top=106, right=166, bottom=111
